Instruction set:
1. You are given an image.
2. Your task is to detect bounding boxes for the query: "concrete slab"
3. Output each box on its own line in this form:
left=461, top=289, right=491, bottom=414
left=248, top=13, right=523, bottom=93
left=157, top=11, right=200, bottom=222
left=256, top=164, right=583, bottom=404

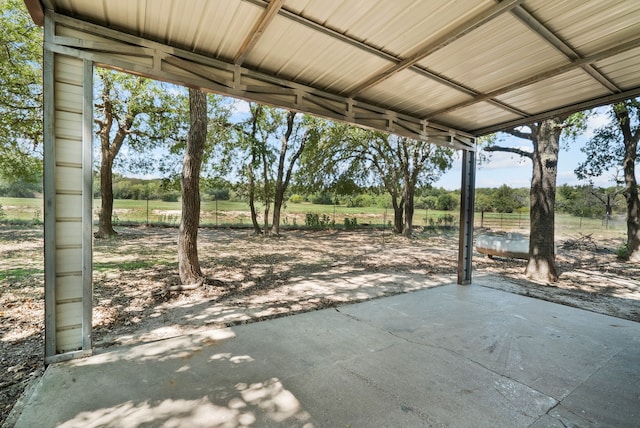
left=12, top=284, right=640, bottom=427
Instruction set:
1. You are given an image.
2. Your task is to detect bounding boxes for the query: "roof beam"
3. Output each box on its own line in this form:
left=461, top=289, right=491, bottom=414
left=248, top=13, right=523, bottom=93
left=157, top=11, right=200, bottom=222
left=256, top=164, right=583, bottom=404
left=47, top=13, right=476, bottom=151
left=23, top=0, right=44, bottom=26
left=426, top=36, right=640, bottom=120
left=473, top=86, right=640, bottom=136
left=252, top=0, right=529, bottom=119
left=346, top=0, right=526, bottom=97
left=510, top=4, right=621, bottom=94
left=410, top=65, right=529, bottom=117
left=233, top=0, right=285, bottom=65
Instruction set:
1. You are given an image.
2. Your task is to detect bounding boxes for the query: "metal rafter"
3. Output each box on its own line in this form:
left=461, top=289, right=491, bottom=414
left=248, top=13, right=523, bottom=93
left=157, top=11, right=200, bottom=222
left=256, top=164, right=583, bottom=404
left=233, top=0, right=285, bottom=65
left=346, top=0, right=526, bottom=97
left=244, top=0, right=529, bottom=120
left=510, top=4, right=621, bottom=94
left=46, top=13, right=477, bottom=150
left=474, top=85, right=640, bottom=135
left=408, top=65, right=529, bottom=118
left=426, top=36, right=640, bottom=121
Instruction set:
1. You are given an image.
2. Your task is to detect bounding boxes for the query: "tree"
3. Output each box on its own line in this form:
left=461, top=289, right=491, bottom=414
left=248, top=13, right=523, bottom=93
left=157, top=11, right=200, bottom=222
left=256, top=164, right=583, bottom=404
left=556, top=184, right=620, bottom=218
left=485, top=114, right=587, bottom=281
left=242, top=103, right=267, bottom=235
left=492, top=184, right=525, bottom=213
left=436, top=193, right=457, bottom=211
left=0, top=0, right=43, bottom=182
left=271, top=112, right=312, bottom=235
left=93, top=69, right=185, bottom=238
left=576, top=99, right=640, bottom=261
left=299, top=125, right=453, bottom=237
left=222, top=103, right=310, bottom=235
left=177, top=88, right=207, bottom=287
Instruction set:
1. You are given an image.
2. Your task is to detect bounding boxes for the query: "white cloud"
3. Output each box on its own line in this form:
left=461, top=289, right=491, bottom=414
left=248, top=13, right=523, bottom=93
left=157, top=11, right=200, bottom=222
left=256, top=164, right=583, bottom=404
left=584, top=109, right=610, bottom=138
left=475, top=174, right=531, bottom=188
left=478, top=146, right=531, bottom=170
left=230, top=99, right=251, bottom=115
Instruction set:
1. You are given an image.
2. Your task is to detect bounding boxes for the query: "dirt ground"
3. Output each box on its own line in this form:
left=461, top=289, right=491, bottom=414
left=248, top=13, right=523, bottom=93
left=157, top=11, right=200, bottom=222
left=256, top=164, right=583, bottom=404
left=1, top=225, right=639, bottom=426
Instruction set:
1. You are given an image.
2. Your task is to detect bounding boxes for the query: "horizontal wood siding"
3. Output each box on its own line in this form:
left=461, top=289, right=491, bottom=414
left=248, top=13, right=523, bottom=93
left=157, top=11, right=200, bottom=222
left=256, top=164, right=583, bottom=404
left=55, top=138, right=83, bottom=166
left=54, top=54, right=85, bottom=353
left=55, top=274, right=84, bottom=302
left=55, top=221, right=83, bottom=247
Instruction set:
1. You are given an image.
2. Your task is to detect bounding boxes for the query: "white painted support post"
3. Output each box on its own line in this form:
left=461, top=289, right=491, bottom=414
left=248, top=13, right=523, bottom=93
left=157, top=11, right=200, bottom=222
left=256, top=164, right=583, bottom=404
left=43, top=11, right=93, bottom=363
left=458, top=147, right=476, bottom=285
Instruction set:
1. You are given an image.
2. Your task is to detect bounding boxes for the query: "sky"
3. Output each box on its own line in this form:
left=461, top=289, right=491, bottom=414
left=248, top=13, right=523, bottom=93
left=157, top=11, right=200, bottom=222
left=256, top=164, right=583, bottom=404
left=118, top=99, right=618, bottom=191
left=434, top=110, right=615, bottom=190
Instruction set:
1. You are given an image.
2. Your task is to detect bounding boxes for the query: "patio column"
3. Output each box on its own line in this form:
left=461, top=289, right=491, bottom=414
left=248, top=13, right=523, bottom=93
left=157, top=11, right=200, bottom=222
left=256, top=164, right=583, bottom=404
left=457, top=146, right=476, bottom=285
left=43, top=10, right=94, bottom=363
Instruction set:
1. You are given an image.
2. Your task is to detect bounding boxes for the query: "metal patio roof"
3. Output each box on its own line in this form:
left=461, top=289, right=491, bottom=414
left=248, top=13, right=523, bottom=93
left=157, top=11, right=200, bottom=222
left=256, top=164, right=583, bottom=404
left=25, top=0, right=640, bottom=361
left=26, top=0, right=640, bottom=141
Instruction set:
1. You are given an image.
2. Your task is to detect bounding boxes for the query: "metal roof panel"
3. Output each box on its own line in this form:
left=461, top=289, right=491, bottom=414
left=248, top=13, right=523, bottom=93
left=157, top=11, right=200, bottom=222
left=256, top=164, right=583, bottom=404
left=594, top=47, right=640, bottom=91
left=435, top=102, right=521, bottom=131
left=40, top=0, right=640, bottom=136
left=420, top=13, right=569, bottom=93
left=360, top=69, right=474, bottom=117
left=525, top=0, right=640, bottom=55
left=496, top=69, right=612, bottom=114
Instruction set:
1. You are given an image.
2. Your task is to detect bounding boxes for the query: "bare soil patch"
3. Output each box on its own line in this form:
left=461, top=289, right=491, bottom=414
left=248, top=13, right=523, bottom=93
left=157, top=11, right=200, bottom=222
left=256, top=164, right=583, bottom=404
left=2, top=225, right=639, bottom=425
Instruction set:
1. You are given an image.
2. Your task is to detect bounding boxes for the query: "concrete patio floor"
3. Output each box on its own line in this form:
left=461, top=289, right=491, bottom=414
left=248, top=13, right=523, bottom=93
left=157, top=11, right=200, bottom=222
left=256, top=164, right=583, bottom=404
left=12, top=282, right=640, bottom=427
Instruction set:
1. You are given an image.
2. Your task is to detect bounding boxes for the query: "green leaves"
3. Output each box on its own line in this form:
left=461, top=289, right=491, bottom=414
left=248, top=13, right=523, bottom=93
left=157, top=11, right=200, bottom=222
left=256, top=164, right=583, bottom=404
left=0, top=0, right=43, bottom=181
left=575, top=100, right=639, bottom=182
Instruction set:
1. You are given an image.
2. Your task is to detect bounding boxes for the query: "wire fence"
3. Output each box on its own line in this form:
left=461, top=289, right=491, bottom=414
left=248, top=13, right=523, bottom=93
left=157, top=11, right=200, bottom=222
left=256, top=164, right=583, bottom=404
left=0, top=197, right=628, bottom=235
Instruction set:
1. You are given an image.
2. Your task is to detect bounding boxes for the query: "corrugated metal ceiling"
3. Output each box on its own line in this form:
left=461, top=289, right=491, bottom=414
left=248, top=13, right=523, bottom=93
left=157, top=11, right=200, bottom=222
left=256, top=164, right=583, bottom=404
left=37, top=0, right=640, bottom=136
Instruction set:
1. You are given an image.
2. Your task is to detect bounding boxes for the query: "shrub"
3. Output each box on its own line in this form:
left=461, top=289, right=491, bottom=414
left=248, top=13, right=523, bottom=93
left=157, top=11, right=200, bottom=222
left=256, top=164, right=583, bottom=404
left=305, top=213, right=333, bottom=228
left=616, top=243, right=629, bottom=260
left=436, top=193, right=457, bottom=211
left=311, top=193, right=334, bottom=205
left=208, top=188, right=230, bottom=200
left=305, top=213, right=319, bottom=227
left=351, top=194, right=373, bottom=207
left=343, top=217, right=358, bottom=229
left=160, top=191, right=180, bottom=202
left=289, top=194, right=304, bottom=203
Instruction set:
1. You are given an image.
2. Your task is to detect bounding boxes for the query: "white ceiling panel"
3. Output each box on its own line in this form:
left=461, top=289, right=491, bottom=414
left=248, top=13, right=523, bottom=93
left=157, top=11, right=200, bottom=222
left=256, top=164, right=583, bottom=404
left=594, top=47, right=640, bottom=91
left=32, top=0, right=640, bottom=138
left=525, top=0, right=640, bottom=56
left=436, top=102, right=522, bottom=132
left=496, top=69, right=612, bottom=114
left=360, top=69, right=474, bottom=118
left=420, top=13, right=569, bottom=94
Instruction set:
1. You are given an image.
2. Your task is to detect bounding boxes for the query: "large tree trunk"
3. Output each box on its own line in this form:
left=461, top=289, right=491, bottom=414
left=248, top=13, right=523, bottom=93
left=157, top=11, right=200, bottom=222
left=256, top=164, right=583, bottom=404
left=618, top=106, right=640, bottom=262
left=247, top=159, right=262, bottom=235
left=624, top=171, right=640, bottom=262
left=262, top=150, right=270, bottom=235
left=392, top=197, right=403, bottom=234
left=526, top=118, right=562, bottom=282
left=97, top=156, right=116, bottom=238
left=402, top=184, right=415, bottom=238
left=178, top=88, right=206, bottom=286
left=95, top=128, right=127, bottom=239
left=272, top=112, right=302, bottom=235
left=272, top=183, right=284, bottom=235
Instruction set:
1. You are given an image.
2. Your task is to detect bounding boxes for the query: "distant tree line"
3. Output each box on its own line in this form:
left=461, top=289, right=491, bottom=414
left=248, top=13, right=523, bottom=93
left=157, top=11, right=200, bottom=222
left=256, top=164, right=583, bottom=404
left=85, top=175, right=630, bottom=221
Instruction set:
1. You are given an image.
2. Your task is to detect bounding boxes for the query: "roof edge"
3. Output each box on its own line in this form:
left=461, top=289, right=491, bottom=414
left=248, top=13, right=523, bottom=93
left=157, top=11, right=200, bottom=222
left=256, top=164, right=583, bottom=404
left=23, top=0, right=44, bottom=26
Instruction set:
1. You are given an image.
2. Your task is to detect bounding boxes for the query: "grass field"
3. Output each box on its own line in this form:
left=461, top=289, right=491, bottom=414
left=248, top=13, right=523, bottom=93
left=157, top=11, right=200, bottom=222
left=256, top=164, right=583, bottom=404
left=0, top=196, right=628, bottom=238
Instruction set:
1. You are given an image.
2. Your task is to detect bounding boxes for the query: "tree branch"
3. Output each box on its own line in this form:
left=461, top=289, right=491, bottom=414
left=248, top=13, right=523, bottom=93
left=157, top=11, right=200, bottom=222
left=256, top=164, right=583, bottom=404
left=503, top=127, right=532, bottom=140
left=484, top=145, right=533, bottom=160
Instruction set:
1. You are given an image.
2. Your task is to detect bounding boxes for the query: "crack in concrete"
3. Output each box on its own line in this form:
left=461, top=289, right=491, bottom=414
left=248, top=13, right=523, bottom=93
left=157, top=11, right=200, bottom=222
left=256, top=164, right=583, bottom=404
left=337, top=307, right=550, bottom=395
left=536, top=347, right=625, bottom=428
left=335, top=306, right=558, bottom=423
